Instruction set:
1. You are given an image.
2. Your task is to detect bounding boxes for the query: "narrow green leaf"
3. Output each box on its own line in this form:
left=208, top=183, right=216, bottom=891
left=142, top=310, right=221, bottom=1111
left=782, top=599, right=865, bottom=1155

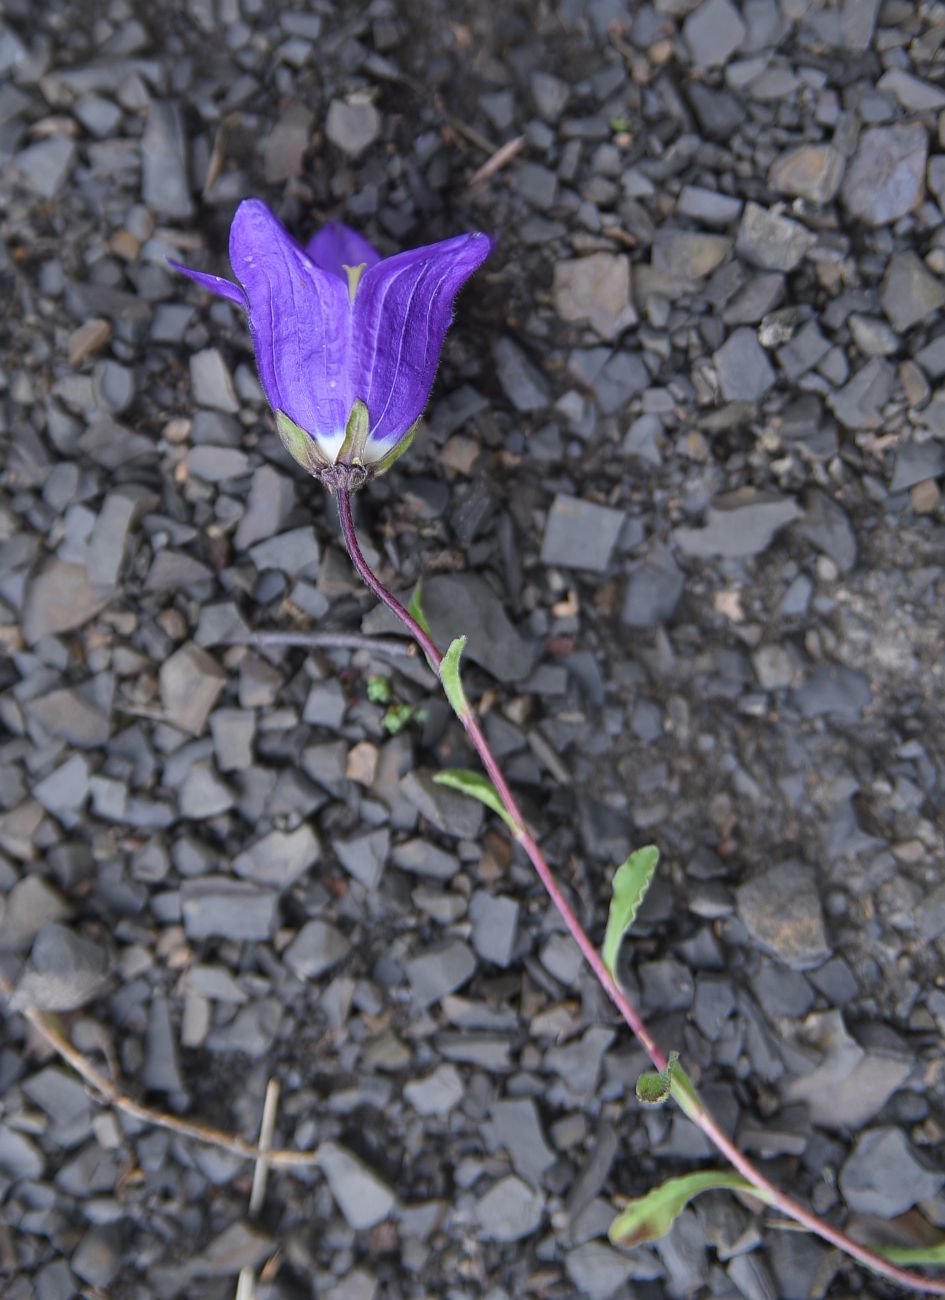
left=609, top=1172, right=767, bottom=1248
left=875, top=1241, right=945, bottom=1266
left=407, top=580, right=433, bottom=638
left=440, top=636, right=470, bottom=720
left=602, top=845, right=660, bottom=978
left=433, top=769, right=520, bottom=836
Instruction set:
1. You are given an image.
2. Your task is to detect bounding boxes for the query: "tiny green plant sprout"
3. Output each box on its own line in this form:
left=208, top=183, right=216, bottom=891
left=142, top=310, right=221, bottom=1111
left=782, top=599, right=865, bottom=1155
left=171, top=203, right=945, bottom=1295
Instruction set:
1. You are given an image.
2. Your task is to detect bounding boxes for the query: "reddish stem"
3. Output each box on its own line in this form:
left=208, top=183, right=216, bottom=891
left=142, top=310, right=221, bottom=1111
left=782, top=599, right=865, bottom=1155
left=336, top=487, right=944, bottom=1295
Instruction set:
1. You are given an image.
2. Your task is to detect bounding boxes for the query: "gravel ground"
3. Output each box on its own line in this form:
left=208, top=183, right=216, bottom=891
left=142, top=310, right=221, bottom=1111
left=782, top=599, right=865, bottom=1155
left=2, top=0, right=945, bottom=1297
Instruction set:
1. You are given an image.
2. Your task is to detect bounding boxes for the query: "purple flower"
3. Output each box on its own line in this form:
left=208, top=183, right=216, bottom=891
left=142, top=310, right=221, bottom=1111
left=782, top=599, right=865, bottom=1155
left=171, top=199, right=491, bottom=489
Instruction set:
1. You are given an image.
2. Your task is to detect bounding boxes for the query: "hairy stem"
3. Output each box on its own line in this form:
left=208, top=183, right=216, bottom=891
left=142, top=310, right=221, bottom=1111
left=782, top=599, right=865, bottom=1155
left=336, top=487, right=943, bottom=1295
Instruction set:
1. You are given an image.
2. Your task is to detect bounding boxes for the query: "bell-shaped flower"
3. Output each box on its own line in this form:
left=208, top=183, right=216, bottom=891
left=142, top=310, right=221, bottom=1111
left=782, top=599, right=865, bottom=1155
left=170, top=199, right=492, bottom=489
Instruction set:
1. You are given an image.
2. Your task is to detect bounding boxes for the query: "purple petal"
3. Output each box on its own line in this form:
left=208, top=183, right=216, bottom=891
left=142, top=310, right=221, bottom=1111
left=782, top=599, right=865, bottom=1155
left=305, top=222, right=382, bottom=280
left=229, top=199, right=352, bottom=451
left=351, top=232, right=492, bottom=448
left=169, top=259, right=247, bottom=308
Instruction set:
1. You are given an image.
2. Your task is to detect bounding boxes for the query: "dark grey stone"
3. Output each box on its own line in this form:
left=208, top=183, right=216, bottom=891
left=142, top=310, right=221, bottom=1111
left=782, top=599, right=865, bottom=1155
left=469, top=891, right=519, bottom=967
left=736, top=202, right=815, bottom=272
left=736, top=862, right=830, bottom=970
left=335, top=828, right=389, bottom=889
left=840, top=1127, right=943, bottom=1215
left=475, top=1174, right=544, bottom=1242
left=797, top=490, right=857, bottom=574
left=621, top=544, right=684, bottom=627
left=284, top=920, right=350, bottom=979
left=842, top=123, right=928, bottom=227
left=11, top=922, right=109, bottom=1012
left=142, top=100, right=193, bottom=218
left=325, top=98, right=381, bottom=158
left=487, top=1098, right=555, bottom=1186
left=421, top=572, right=535, bottom=683
left=492, top=337, right=552, bottom=412
left=792, top=665, right=870, bottom=723
left=881, top=251, right=945, bottom=333
left=181, top=877, right=279, bottom=941
left=541, top=493, right=625, bottom=572
left=889, top=438, right=945, bottom=492
left=405, top=939, right=476, bottom=1007
left=674, top=489, right=800, bottom=559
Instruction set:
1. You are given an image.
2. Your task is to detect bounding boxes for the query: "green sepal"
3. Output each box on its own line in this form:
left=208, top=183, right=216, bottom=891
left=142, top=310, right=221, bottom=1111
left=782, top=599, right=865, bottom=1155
left=336, top=399, right=370, bottom=464
left=275, top=410, right=330, bottom=475
left=371, top=420, right=419, bottom=476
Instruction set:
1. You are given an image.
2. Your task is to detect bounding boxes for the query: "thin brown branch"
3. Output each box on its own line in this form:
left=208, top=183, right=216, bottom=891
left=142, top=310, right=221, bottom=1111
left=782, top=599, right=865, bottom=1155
left=0, top=976, right=318, bottom=1168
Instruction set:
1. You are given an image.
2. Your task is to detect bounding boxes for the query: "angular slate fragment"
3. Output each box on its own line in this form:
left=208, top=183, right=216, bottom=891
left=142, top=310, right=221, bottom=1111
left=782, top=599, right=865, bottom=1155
left=14, top=136, right=75, bottom=198
left=492, top=337, right=551, bottom=412
left=736, top=202, right=815, bottom=272
left=840, top=1128, right=942, bottom=1216
left=735, top=862, right=830, bottom=970
left=325, top=97, right=381, bottom=158
left=826, top=357, right=894, bottom=430
left=713, top=327, right=775, bottom=401
left=880, top=251, right=945, bottom=333
left=621, top=545, right=684, bottom=627
left=488, top=1098, right=555, bottom=1185
left=475, top=1175, right=545, bottom=1242
left=793, top=665, right=870, bottom=722
left=317, top=1140, right=395, bottom=1228
left=674, top=489, right=800, bottom=559
left=284, top=920, right=350, bottom=979
left=159, top=642, right=227, bottom=735
left=842, top=123, right=927, bottom=227
left=335, top=828, right=389, bottom=889
left=401, top=768, right=484, bottom=838
left=0, top=878, right=72, bottom=952
left=181, top=877, right=279, bottom=940
left=233, top=825, right=320, bottom=888
left=769, top=144, right=845, bottom=204
left=11, top=922, right=109, bottom=1012
left=422, top=573, right=535, bottom=683
left=796, top=490, right=857, bottom=574
left=541, top=493, right=624, bottom=572
left=22, top=560, right=112, bottom=645
left=552, top=254, right=636, bottom=340
left=404, top=1063, right=464, bottom=1115
left=0, top=1126, right=45, bottom=1180
left=683, top=0, right=745, bottom=66
left=470, top=891, right=519, bottom=967
left=141, top=99, right=193, bottom=218
left=405, top=938, right=476, bottom=1007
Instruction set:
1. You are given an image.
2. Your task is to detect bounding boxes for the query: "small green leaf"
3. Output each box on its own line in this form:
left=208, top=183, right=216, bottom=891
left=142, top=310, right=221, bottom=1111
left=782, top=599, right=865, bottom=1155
left=434, top=769, right=520, bottom=836
left=602, top=845, right=660, bottom=978
left=382, top=703, right=416, bottom=735
left=440, top=636, right=470, bottom=720
left=636, top=1051, right=679, bottom=1106
left=367, top=675, right=392, bottom=705
left=407, top=580, right=433, bottom=638
left=609, top=1171, right=767, bottom=1248
left=875, top=1241, right=945, bottom=1266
